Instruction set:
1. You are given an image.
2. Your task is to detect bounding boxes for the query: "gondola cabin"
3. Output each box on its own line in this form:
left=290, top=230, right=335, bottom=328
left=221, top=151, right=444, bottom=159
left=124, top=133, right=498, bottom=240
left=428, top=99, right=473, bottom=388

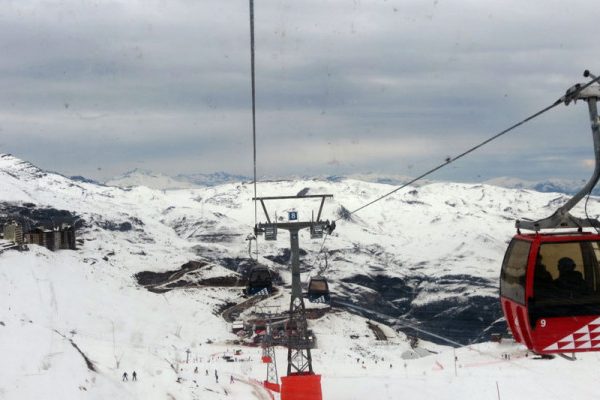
left=500, top=231, right=600, bottom=354
left=245, top=266, right=273, bottom=296
left=306, top=276, right=330, bottom=304
left=499, top=75, right=600, bottom=354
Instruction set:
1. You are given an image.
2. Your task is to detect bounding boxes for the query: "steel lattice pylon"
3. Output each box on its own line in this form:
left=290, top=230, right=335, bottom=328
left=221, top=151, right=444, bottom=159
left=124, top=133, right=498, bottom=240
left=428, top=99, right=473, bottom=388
left=261, top=315, right=279, bottom=385
left=253, top=194, right=335, bottom=376
left=287, top=311, right=312, bottom=373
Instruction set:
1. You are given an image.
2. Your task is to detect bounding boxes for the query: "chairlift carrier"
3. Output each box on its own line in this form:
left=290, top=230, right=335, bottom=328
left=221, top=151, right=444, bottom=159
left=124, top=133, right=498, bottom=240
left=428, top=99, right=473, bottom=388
left=307, top=275, right=331, bottom=304
left=246, top=265, right=273, bottom=296
left=500, top=71, right=600, bottom=354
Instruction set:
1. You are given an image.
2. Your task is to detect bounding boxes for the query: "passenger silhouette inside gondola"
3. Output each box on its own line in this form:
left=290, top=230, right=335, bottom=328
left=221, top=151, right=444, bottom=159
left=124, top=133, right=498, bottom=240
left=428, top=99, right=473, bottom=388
left=555, top=257, right=586, bottom=296
left=533, top=255, right=554, bottom=299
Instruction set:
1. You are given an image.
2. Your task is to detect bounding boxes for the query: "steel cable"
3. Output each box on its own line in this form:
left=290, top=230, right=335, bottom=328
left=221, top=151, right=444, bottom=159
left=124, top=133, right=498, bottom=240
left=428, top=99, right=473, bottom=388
left=338, top=72, right=600, bottom=221
left=309, top=74, right=600, bottom=284
left=249, top=0, right=259, bottom=258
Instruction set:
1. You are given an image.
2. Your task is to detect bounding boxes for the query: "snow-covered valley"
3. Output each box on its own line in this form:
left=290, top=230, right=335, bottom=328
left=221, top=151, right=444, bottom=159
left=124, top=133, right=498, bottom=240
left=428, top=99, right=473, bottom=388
left=2, top=153, right=600, bottom=399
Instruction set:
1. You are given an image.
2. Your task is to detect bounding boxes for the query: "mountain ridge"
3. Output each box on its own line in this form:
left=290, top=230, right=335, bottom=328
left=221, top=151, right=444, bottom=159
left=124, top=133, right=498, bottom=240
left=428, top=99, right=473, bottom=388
left=101, top=162, right=597, bottom=196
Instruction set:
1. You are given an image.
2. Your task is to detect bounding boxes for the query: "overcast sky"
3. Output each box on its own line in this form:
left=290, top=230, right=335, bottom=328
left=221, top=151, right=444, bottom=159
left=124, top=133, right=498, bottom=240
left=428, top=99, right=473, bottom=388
left=1, top=0, right=599, bottom=182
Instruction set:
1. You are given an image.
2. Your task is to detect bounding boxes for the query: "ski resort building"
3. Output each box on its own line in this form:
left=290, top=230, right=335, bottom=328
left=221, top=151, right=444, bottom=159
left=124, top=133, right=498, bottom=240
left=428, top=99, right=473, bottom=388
left=24, top=228, right=59, bottom=250
left=2, top=218, right=77, bottom=252
left=2, top=221, right=23, bottom=245
left=59, top=224, right=76, bottom=250
left=22, top=225, right=76, bottom=251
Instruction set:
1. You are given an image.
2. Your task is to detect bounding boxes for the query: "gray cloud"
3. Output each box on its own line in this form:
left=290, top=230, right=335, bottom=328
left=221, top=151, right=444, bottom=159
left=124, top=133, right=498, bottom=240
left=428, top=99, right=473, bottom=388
left=1, top=0, right=599, bottom=182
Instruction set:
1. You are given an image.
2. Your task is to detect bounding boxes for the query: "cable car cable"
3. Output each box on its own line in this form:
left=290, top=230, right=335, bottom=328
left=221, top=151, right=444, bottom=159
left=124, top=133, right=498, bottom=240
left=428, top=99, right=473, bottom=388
left=337, top=73, right=600, bottom=222
left=337, top=101, right=559, bottom=221
left=310, top=94, right=570, bottom=273
left=249, top=0, right=259, bottom=258
left=309, top=232, right=329, bottom=268
left=306, top=73, right=600, bottom=320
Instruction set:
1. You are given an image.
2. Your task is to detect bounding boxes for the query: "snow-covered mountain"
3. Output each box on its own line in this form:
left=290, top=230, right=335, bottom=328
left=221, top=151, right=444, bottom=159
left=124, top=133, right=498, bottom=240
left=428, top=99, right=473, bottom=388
left=175, top=172, right=251, bottom=187
left=339, top=173, right=594, bottom=195
left=485, top=176, right=596, bottom=195
left=328, top=172, right=431, bottom=187
left=105, top=169, right=250, bottom=190
left=3, top=152, right=600, bottom=399
left=105, top=168, right=201, bottom=190
left=6, top=152, right=600, bottom=344
left=106, top=165, right=598, bottom=199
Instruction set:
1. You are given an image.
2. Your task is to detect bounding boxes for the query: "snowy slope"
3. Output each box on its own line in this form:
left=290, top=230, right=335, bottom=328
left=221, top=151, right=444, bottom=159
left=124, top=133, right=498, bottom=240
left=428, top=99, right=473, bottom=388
left=105, top=169, right=250, bottom=190
left=485, top=176, right=598, bottom=195
left=4, top=152, right=600, bottom=343
left=3, top=153, right=600, bottom=399
left=105, top=168, right=201, bottom=190
left=106, top=167, right=594, bottom=196
left=4, top=152, right=600, bottom=341
left=175, top=172, right=251, bottom=187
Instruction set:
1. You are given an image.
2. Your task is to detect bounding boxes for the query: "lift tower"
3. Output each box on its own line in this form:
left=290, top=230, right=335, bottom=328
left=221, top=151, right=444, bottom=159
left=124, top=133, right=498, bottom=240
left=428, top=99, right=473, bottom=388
left=254, top=194, right=335, bottom=400
left=256, top=305, right=280, bottom=392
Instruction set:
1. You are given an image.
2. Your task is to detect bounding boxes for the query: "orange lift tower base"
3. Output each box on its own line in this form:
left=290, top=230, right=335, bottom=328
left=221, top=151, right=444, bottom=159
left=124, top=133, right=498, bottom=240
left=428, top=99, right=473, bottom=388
left=281, top=373, right=322, bottom=400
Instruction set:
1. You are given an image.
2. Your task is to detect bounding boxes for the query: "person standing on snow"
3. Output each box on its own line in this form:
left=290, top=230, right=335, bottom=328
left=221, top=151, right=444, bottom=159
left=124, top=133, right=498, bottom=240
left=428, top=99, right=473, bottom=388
left=122, top=372, right=128, bottom=381
left=132, top=371, right=137, bottom=381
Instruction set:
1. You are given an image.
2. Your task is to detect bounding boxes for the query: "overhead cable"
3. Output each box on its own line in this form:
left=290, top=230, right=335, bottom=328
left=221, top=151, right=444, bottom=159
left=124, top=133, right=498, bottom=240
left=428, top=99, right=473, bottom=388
left=338, top=72, right=600, bottom=221
left=249, top=0, right=259, bottom=257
